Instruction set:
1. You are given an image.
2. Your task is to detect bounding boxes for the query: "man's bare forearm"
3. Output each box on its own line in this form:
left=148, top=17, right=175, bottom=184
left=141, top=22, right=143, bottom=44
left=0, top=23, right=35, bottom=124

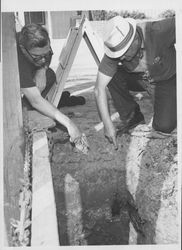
left=94, top=71, right=114, bottom=129
left=94, top=85, right=112, bottom=129
left=94, top=72, right=118, bottom=148
left=31, top=96, right=73, bottom=129
left=22, top=86, right=81, bottom=140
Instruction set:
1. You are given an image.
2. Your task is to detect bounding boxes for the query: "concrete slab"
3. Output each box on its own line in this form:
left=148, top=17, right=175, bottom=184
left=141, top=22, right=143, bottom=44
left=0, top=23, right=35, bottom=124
left=31, top=131, right=59, bottom=246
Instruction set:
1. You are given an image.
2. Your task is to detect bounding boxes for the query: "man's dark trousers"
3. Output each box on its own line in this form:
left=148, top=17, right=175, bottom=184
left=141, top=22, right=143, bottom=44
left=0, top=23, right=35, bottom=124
left=108, top=68, right=177, bottom=133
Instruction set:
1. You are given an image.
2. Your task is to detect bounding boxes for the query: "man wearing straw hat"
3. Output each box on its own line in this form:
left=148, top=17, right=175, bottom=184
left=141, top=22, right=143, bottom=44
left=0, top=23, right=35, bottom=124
left=94, top=15, right=176, bottom=149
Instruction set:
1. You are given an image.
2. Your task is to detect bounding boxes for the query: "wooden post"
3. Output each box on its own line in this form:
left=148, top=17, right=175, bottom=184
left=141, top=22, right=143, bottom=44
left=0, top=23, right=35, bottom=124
left=2, top=12, right=24, bottom=246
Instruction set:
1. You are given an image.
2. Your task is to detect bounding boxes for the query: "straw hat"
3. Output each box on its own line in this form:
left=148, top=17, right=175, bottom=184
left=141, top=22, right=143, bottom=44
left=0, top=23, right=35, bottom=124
left=103, top=15, right=137, bottom=58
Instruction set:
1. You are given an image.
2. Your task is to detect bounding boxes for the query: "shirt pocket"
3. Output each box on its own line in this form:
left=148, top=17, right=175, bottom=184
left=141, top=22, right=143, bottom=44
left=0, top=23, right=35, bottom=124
left=149, top=54, right=164, bottom=77
left=150, top=47, right=176, bottom=81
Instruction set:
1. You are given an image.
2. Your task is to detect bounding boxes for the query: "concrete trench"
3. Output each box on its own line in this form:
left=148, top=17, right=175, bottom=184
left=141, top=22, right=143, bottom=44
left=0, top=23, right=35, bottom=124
left=48, top=80, right=178, bottom=246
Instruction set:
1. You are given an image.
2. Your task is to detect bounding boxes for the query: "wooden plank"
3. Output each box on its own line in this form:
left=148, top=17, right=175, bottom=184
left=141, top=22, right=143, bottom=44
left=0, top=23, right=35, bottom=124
left=46, top=28, right=80, bottom=104
left=52, top=26, right=83, bottom=107
left=47, top=17, right=103, bottom=107
left=83, top=18, right=104, bottom=66
left=2, top=12, right=24, bottom=246
left=58, top=28, right=79, bottom=69
left=47, top=18, right=86, bottom=106
left=50, top=11, right=77, bottom=39
left=83, top=34, right=100, bottom=66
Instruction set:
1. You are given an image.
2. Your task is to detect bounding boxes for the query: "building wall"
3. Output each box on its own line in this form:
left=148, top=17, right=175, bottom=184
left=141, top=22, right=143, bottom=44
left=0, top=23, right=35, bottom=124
left=50, top=11, right=91, bottom=39
left=50, top=11, right=77, bottom=39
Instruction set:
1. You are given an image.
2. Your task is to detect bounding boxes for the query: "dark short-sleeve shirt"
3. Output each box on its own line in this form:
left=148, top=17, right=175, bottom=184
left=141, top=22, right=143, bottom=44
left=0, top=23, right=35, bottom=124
left=17, top=43, right=38, bottom=88
left=16, top=35, right=52, bottom=88
left=99, top=17, right=176, bottom=83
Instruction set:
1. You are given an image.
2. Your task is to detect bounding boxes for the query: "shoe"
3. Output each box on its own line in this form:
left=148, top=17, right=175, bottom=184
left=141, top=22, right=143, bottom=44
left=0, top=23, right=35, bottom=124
left=57, top=91, right=70, bottom=108
left=116, top=106, right=145, bottom=136
left=155, top=131, right=171, bottom=136
left=66, top=96, right=86, bottom=106
left=127, top=106, right=145, bottom=130
left=130, top=128, right=172, bottom=139
left=77, top=96, right=86, bottom=105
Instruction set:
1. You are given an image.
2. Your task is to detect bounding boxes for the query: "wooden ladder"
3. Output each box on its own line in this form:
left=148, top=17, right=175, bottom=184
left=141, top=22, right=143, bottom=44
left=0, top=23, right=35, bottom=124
left=45, top=16, right=104, bottom=107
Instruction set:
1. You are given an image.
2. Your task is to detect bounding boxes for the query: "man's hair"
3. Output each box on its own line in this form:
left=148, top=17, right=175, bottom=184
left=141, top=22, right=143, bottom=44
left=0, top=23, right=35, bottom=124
left=19, top=23, right=49, bottom=49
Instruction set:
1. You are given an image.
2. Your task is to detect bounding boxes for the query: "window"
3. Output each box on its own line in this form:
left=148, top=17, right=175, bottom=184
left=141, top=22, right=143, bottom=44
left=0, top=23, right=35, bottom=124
left=24, top=12, right=45, bottom=25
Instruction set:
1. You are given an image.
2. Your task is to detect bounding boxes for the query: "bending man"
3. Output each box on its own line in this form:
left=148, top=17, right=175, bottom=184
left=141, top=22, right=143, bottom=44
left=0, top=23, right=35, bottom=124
left=94, top=16, right=176, bottom=149
left=17, top=23, right=83, bottom=143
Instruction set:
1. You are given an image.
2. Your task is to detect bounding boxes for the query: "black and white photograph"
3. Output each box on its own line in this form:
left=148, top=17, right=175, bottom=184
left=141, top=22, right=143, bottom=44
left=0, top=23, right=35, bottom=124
left=1, top=0, right=181, bottom=249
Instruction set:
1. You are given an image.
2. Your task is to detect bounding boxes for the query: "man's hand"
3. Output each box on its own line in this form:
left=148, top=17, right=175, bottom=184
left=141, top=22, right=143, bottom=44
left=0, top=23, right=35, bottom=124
left=104, top=122, right=118, bottom=150
left=67, top=120, right=82, bottom=142
left=67, top=121, right=90, bottom=154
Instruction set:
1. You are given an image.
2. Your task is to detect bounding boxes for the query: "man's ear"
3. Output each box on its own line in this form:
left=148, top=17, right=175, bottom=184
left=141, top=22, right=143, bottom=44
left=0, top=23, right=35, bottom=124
left=19, top=44, right=34, bottom=63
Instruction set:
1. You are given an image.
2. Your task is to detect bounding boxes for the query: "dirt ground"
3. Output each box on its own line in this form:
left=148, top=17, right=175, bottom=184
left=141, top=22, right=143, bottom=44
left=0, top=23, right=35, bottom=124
left=50, top=77, right=178, bottom=245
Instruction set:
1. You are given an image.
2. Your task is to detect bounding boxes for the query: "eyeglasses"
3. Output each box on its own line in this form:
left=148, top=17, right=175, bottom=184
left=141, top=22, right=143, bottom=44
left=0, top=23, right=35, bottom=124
left=24, top=46, right=53, bottom=63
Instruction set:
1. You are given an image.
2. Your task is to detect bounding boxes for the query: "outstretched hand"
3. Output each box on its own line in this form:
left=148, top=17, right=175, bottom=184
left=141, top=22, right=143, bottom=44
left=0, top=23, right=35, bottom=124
left=104, top=125, right=118, bottom=150
left=67, top=121, right=82, bottom=142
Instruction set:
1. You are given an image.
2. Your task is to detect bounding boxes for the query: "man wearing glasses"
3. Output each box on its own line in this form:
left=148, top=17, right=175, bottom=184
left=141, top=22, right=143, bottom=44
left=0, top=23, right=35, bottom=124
left=17, top=23, right=83, bottom=145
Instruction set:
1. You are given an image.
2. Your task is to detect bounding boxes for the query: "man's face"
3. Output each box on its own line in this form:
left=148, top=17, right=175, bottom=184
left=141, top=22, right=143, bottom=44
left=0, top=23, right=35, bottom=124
left=120, top=31, right=141, bottom=62
left=22, top=42, right=53, bottom=67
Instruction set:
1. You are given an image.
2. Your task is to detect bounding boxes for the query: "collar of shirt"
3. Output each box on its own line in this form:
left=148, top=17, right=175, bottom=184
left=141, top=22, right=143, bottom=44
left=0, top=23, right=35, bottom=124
left=122, top=26, right=149, bottom=73
left=137, top=26, right=145, bottom=50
